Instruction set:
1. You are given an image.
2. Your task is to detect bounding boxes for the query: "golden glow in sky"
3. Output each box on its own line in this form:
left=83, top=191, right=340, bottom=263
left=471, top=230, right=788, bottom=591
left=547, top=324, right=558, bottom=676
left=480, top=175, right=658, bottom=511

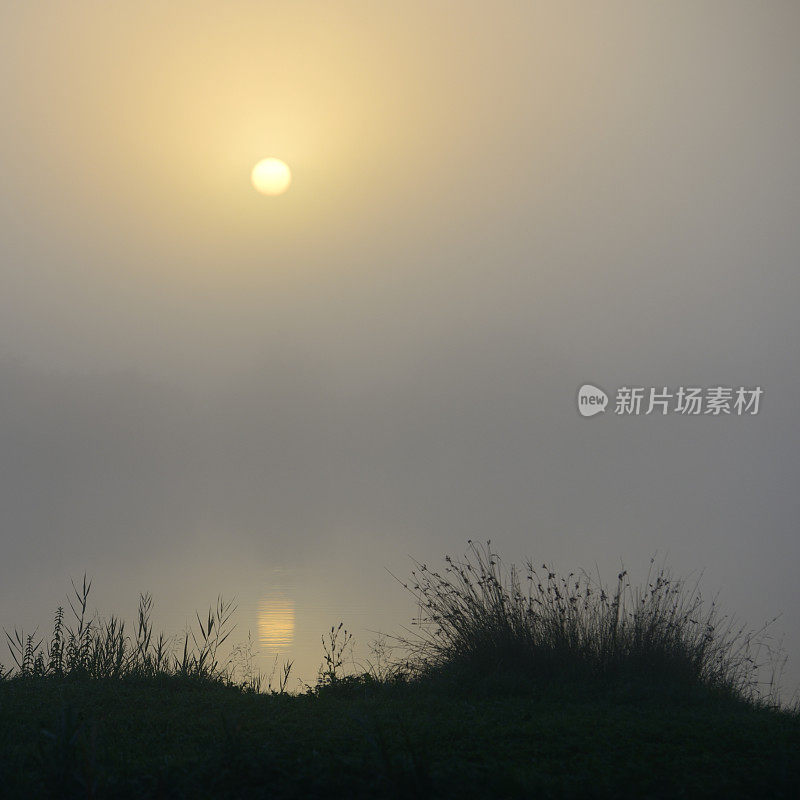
left=251, top=158, right=292, bottom=196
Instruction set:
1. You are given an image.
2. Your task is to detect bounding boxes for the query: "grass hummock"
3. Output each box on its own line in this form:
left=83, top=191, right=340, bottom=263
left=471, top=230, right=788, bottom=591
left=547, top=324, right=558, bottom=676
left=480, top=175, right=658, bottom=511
left=394, top=542, right=788, bottom=705
left=0, top=544, right=797, bottom=798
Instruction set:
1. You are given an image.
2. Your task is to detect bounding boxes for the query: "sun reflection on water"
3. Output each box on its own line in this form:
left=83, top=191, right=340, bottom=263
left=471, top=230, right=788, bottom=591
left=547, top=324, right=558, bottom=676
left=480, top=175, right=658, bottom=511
left=257, top=596, right=295, bottom=650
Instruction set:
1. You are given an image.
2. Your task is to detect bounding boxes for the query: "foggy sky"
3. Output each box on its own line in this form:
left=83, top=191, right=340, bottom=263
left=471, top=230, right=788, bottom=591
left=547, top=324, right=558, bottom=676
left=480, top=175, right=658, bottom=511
left=1, top=2, right=799, bottom=686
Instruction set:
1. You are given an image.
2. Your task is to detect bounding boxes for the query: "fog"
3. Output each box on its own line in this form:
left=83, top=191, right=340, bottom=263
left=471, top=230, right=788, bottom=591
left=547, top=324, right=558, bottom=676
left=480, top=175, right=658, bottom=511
left=1, top=1, right=798, bottom=687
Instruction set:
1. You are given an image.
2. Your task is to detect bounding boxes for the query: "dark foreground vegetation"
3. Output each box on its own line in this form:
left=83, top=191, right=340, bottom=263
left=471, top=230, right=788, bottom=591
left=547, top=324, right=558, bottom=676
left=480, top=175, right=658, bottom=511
left=1, top=544, right=798, bottom=798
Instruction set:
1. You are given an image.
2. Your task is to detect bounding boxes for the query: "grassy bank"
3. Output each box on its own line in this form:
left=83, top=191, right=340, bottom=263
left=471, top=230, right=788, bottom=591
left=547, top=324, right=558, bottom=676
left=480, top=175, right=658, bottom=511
left=1, top=545, right=798, bottom=798
left=1, top=674, right=798, bottom=798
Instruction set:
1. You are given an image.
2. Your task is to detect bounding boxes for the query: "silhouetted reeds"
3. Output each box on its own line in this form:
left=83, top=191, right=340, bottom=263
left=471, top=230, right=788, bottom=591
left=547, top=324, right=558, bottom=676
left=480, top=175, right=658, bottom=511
left=395, top=542, right=786, bottom=705
left=2, top=546, right=790, bottom=709
left=3, top=575, right=244, bottom=685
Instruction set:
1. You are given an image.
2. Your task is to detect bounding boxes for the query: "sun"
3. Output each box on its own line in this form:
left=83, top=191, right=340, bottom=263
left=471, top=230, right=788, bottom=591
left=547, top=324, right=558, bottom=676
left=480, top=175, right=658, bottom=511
left=251, top=157, right=292, bottom=196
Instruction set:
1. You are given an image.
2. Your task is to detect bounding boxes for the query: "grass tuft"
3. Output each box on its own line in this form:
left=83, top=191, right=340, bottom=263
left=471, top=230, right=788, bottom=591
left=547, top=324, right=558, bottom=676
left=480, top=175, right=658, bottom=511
left=393, top=542, right=788, bottom=705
